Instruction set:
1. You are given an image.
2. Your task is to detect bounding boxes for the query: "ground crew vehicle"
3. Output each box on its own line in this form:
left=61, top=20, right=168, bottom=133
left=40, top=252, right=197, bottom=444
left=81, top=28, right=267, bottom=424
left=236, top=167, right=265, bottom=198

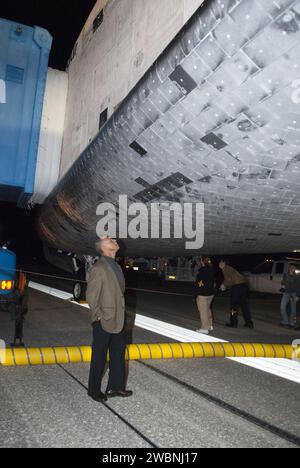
left=0, top=248, right=28, bottom=346
left=246, top=258, right=300, bottom=295
left=0, top=248, right=16, bottom=307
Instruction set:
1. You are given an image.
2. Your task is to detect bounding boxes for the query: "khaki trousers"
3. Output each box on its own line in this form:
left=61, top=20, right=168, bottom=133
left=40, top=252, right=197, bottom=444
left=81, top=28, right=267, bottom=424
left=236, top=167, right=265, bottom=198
left=196, top=295, right=214, bottom=330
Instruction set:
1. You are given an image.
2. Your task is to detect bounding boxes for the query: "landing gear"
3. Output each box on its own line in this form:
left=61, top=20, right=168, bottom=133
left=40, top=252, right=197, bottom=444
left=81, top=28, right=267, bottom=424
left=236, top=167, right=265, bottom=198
left=73, top=282, right=86, bottom=302
left=73, top=255, right=97, bottom=302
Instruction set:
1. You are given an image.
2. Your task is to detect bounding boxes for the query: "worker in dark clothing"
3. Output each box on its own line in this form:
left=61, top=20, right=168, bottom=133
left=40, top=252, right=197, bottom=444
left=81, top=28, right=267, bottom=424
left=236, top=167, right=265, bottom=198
left=219, top=260, right=254, bottom=329
left=10, top=271, right=28, bottom=347
left=9, top=289, right=24, bottom=346
left=194, top=257, right=216, bottom=334
left=280, top=265, right=299, bottom=328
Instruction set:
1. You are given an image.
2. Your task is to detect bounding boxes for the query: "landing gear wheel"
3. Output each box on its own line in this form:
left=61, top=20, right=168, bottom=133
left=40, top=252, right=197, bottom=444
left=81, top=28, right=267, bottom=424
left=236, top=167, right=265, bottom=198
left=73, top=283, right=86, bottom=302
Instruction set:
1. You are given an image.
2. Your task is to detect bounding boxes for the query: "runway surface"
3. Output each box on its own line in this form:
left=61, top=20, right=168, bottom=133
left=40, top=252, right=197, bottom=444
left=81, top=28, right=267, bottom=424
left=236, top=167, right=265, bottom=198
left=0, top=270, right=299, bottom=448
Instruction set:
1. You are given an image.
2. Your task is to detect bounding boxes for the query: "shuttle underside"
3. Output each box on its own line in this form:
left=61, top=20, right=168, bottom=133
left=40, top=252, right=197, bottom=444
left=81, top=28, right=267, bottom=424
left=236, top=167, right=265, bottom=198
left=38, top=0, right=300, bottom=257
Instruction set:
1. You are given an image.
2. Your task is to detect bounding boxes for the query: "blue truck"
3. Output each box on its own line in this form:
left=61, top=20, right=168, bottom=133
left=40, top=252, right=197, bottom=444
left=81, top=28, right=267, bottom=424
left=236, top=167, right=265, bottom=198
left=0, top=18, right=52, bottom=206
left=0, top=248, right=16, bottom=307
left=0, top=247, right=29, bottom=346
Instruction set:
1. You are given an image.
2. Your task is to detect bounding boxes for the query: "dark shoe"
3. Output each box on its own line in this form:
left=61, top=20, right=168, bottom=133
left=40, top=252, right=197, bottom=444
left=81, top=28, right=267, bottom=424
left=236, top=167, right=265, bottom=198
left=88, top=392, right=108, bottom=403
left=244, top=322, right=254, bottom=329
left=226, top=322, right=238, bottom=328
left=106, top=390, right=133, bottom=399
left=226, top=311, right=238, bottom=328
left=11, top=342, right=25, bottom=348
left=226, top=313, right=239, bottom=328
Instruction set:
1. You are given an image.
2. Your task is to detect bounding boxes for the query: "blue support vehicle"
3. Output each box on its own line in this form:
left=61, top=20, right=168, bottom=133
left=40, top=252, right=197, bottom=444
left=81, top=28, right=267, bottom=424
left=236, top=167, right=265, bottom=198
left=0, top=18, right=52, bottom=206
left=0, top=248, right=16, bottom=309
left=0, top=248, right=28, bottom=346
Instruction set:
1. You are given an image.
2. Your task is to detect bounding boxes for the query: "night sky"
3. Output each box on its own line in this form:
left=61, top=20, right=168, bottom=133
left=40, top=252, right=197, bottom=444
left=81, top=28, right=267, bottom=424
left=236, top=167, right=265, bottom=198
left=0, top=0, right=97, bottom=70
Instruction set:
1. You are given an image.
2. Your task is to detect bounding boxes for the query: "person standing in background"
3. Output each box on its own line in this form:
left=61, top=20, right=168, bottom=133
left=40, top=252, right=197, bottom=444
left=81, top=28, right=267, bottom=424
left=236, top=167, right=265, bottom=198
left=219, top=260, right=254, bottom=329
left=195, top=257, right=216, bottom=335
left=280, top=264, right=299, bottom=328
left=10, top=271, right=28, bottom=347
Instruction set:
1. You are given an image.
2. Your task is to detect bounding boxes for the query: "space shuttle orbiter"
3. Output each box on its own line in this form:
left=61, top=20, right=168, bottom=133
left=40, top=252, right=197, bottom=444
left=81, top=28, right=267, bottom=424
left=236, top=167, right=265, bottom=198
left=35, top=0, right=300, bottom=259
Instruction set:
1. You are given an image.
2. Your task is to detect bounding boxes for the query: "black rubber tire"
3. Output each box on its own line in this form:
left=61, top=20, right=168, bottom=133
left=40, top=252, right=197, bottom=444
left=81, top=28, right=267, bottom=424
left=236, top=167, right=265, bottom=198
left=73, top=282, right=86, bottom=302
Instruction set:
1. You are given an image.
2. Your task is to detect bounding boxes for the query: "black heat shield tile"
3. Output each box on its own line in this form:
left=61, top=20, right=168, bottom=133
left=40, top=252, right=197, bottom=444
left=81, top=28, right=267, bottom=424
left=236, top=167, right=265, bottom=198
left=134, top=172, right=193, bottom=202
left=169, top=65, right=198, bottom=95
left=201, top=133, right=228, bottom=150
left=129, top=141, right=148, bottom=157
left=135, top=178, right=151, bottom=188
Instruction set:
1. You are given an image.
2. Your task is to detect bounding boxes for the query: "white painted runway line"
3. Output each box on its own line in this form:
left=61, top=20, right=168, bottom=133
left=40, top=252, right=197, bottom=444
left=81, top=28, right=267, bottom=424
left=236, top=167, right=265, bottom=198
left=29, top=281, right=300, bottom=384
left=29, top=281, right=74, bottom=300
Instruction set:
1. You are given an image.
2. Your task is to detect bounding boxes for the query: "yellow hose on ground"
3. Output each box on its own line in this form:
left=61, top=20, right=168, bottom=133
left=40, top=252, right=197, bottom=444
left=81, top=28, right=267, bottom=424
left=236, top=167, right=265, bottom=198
left=0, top=342, right=298, bottom=367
